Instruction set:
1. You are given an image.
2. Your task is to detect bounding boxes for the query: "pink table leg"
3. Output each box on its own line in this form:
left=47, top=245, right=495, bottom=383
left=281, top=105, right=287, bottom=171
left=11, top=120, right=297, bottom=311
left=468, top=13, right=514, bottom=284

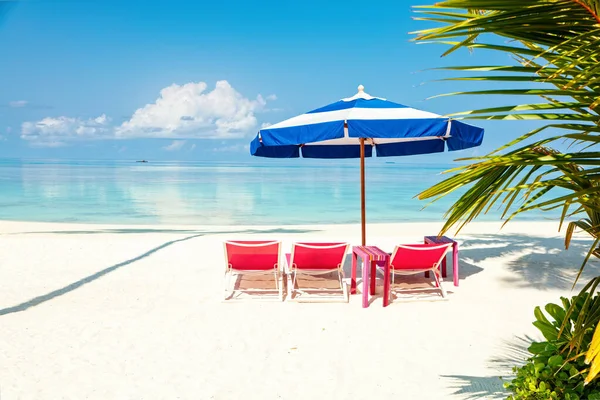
left=453, top=242, right=459, bottom=286
left=351, top=251, right=357, bottom=294
left=383, top=256, right=390, bottom=307
left=370, top=260, right=376, bottom=295
left=361, top=257, right=369, bottom=308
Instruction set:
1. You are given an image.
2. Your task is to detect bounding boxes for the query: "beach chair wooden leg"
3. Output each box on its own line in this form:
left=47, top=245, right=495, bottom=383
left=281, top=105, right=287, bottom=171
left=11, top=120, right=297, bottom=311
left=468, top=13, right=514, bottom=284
left=343, top=282, right=349, bottom=302
left=339, top=269, right=349, bottom=303
left=432, top=270, right=447, bottom=298
left=278, top=272, right=284, bottom=301
left=288, top=270, right=295, bottom=300
left=224, top=271, right=235, bottom=300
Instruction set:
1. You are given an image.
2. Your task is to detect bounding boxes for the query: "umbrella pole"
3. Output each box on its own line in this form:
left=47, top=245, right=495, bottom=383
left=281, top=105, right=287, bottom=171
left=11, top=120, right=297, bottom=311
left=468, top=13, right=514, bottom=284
left=360, top=138, right=366, bottom=246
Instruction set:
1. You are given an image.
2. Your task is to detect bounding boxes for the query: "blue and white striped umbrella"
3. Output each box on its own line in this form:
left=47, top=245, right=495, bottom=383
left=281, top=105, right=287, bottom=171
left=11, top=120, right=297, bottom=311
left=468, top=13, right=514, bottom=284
left=249, top=85, right=485, bottom=245
left=250, top=85, right=484, bottom=159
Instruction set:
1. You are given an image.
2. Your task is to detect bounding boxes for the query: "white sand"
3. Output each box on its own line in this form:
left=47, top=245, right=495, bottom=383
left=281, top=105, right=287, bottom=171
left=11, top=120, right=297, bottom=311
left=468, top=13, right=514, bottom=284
left=0, top=219, right=598, bottom=399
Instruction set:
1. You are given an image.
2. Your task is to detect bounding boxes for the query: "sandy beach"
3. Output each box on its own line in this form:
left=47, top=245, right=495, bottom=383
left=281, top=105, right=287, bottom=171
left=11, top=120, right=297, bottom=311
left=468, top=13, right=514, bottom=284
left=0, top=219, right=597, bottom=399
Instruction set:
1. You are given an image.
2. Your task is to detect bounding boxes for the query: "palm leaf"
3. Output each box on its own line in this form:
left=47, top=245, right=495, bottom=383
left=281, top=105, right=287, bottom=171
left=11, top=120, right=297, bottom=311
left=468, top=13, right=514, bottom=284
left=413, top=0, right=600, bottom=381
left=413, top=0, right=600, bottom=239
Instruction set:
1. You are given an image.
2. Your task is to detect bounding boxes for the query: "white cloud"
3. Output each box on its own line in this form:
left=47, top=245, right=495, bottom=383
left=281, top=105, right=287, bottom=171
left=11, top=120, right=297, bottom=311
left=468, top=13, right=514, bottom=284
left=9, top=100, right=28, bottom=108
left=21, top=114, right=111, bottom=146
left=116, top=80, right=270, bottom=140
left=261, top=122, right=272, bottom=129
left=19, top=81, right=274, bottom=146
left=162, top=140, right=186, bottom=151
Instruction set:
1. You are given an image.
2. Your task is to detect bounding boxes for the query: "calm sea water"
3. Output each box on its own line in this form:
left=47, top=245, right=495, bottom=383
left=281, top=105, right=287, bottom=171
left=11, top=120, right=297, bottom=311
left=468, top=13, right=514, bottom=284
left=0, top=158, right=547, bottom=225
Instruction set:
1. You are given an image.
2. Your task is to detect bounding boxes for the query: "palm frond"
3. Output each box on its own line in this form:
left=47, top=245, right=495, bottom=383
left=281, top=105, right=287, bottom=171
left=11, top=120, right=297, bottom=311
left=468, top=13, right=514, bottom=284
left=414, top=1, right=600, bottom=382
left=413, top=0, right=600, bottom=237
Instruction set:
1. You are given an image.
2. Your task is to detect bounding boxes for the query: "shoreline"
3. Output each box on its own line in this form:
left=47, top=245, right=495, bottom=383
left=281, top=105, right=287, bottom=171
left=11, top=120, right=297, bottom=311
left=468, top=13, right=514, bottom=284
left=0, top=218, right=571, bottom=235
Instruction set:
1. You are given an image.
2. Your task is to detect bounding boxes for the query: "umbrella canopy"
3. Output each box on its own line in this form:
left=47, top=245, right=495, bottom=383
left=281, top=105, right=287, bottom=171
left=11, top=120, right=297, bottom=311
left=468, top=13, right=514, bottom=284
left=250, top=85, right=485, bottom=244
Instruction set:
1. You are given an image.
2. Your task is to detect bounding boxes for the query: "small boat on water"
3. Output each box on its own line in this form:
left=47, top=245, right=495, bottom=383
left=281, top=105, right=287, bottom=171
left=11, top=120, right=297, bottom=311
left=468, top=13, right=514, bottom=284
left=136, top=160, right=149, bottom=163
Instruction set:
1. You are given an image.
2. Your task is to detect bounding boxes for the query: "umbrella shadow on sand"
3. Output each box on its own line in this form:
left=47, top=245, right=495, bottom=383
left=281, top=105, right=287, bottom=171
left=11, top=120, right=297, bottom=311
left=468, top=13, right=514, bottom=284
left=338, top=233, right=594, bottom=291
left=337, top=231, right=599, bottom=300
left=457, top=233, right=599, bottom=290
left=438, top=233, right=599, bottom=398
left=0, top=227, right=318, bottom=316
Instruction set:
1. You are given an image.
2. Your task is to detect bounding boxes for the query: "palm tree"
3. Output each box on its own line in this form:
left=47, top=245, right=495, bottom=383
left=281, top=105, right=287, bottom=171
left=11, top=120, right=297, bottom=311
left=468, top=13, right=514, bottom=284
left=412, top=0, right=600, bottom=382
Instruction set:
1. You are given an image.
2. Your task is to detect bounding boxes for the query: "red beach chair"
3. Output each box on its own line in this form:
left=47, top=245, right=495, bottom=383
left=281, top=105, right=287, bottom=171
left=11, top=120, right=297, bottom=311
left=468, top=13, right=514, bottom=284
left=285, top=242, right=349, bottom=302
left=223, top=240, right=283, bottom=301
left=384, top=243, right=452, bottom=301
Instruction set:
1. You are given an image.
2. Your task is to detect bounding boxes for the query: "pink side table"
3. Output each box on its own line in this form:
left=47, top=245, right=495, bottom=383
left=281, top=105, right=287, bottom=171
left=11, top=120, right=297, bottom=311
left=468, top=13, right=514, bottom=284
left=424, top=236, right=459, bottom=286
left=351, top=246, right=390, bottom=308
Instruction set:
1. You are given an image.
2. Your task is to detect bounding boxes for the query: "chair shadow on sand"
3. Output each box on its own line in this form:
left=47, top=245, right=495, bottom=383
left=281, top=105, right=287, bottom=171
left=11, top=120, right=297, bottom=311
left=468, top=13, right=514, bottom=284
left=227, top=270, right=350, bottom=302
left=224, top=273, right=282, bottom=301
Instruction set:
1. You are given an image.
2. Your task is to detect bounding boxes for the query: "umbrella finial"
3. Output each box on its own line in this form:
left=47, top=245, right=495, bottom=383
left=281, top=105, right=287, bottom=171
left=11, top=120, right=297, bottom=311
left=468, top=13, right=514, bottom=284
left=342, top=85, right=382, bottom=102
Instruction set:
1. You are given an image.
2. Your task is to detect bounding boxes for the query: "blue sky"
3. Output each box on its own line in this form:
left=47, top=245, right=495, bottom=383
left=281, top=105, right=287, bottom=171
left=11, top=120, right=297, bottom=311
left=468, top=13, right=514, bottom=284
left=0, top=0, right=531, bottom=162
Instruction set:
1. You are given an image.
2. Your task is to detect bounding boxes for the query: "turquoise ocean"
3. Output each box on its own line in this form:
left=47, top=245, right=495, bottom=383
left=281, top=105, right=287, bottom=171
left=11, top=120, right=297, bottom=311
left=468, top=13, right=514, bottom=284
left=0, top=158, right=547, bottom=225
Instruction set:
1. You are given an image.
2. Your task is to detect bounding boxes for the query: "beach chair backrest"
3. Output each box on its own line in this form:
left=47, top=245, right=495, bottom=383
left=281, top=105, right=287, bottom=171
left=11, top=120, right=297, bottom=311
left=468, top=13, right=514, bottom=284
left=224, top=240, right=281, bottom=271
left=291, top=242, right=349, bottom=270
left=390, top=243, right=451, bottom=270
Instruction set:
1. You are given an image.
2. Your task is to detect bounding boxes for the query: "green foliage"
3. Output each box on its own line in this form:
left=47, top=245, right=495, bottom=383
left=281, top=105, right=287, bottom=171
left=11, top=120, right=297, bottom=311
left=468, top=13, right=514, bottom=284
left=506, top=356, right=598, bottom=399
left=505, top=290, right=600, bottom=399
left=413, top=0, right=600, bottom=280
left=412, top=0, right=600, bottom=392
